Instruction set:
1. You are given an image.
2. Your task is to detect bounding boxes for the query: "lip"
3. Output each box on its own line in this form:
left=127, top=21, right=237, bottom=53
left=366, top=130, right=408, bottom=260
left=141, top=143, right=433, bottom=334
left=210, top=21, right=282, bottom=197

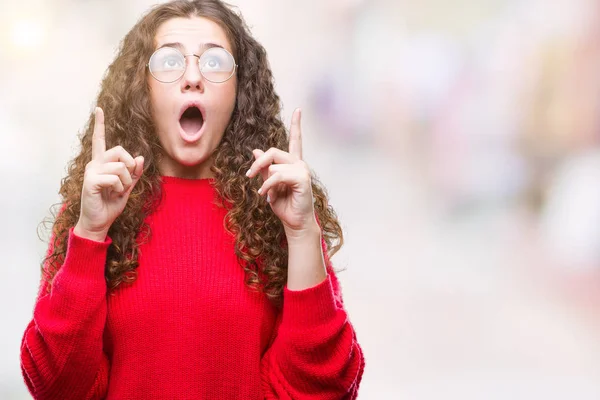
left=178, top=100, right=206, bottom=143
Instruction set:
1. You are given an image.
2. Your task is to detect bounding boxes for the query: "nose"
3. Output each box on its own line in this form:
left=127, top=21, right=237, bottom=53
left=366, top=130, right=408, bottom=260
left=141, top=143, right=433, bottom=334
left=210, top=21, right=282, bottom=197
left=180, top=54, right=204, bottom=93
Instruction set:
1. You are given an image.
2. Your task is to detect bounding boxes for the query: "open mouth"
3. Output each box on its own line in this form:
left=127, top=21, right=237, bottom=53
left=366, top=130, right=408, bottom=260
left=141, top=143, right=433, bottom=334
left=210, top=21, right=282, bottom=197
left=179, top=106, right=204, bottom=136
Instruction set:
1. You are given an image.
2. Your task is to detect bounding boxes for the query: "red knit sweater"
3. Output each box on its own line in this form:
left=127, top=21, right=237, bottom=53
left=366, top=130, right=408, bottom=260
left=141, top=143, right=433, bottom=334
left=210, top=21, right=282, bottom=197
left=20, top=176, right=364, bottom=399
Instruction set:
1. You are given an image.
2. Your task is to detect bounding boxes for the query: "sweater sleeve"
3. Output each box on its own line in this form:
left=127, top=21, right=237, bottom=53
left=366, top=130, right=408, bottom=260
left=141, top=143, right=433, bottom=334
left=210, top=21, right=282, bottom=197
left=260, top=237, right=365, bottom=399
left=20, top=227, right=112, bottom=400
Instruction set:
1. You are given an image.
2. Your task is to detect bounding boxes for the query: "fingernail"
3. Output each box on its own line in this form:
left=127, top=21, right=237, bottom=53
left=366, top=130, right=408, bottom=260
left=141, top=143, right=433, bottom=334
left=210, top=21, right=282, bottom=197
left=258, top=188, right=263, bottom=195
left=266, top=194, right=271, bottom=203
left=246, top=168, right=251, bottom=177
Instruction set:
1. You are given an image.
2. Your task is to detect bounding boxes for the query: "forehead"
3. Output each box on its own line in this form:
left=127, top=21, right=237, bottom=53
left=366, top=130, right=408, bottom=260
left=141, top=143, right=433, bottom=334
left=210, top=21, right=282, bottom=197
left=154, top=16, right=233, bottom=53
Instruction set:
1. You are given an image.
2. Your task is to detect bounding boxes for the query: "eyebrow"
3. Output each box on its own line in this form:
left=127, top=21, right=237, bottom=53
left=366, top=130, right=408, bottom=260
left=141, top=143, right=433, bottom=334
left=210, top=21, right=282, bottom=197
left=156, top=42, right=225, bottom=53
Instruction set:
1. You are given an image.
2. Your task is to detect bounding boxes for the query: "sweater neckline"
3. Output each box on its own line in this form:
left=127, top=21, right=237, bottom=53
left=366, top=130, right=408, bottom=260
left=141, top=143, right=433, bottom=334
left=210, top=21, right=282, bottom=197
left=160, top=175, right=215, bottom=185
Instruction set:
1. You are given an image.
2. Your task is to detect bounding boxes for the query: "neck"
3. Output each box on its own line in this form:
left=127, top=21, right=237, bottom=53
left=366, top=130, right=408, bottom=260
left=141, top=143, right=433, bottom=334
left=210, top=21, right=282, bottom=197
left=158, top=155, right=215, bottom=180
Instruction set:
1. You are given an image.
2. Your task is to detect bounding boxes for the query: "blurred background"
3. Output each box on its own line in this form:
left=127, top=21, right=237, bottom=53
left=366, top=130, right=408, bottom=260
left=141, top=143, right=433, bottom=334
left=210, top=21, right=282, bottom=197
left=2, top=0, right=600, bottom=398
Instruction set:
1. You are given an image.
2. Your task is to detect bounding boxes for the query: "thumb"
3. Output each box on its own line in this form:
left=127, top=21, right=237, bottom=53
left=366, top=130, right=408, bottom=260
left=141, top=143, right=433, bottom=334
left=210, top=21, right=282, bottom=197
left=251, top=149, right=274, bottom=204
left=251, top=149, right=268, bottom=182
left=125, top=156, right=144, bottom=196
left=131, top=156, right=144, bottom=180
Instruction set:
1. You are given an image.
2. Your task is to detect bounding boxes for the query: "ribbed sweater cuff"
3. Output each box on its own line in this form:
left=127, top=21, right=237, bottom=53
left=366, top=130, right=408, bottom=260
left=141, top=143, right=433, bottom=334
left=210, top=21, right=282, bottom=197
left=281, top=274, right=338, bottom=330
left=54, top=227, right=112, bottom=285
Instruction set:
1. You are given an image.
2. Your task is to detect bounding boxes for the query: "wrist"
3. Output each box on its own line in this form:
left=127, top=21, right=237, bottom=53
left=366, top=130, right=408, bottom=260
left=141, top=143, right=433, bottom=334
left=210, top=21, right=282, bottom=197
left=284, top=218, right=321, bottom=244
left=74, top=222, right=108, bottom=243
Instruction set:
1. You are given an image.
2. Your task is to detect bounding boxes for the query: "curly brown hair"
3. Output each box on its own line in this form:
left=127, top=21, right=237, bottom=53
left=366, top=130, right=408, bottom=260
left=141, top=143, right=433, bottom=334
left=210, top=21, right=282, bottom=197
left=41, top=0, right=343, bottom=305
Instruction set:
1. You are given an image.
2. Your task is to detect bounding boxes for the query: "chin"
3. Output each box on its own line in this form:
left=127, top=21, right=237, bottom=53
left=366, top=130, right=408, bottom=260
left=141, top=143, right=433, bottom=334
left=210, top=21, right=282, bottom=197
left=176, top=154, right=207, bottom=168
left=173, top=145, right=211, bottom=166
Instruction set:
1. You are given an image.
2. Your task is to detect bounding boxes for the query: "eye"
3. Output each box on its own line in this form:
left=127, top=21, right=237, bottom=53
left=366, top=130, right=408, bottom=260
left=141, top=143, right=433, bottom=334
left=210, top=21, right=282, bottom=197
left=162, top=55, right=184, bottom=69
left=202, top=56, right=221, bottom=70
left=149, top=47, right=185, bottom=72
left=199, top=47, right=235, bottom=73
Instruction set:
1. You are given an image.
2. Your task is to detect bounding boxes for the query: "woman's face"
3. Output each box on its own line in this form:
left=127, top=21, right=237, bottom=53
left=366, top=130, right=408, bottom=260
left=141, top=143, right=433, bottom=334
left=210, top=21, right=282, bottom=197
left=149, top=16, right=237, bottom=179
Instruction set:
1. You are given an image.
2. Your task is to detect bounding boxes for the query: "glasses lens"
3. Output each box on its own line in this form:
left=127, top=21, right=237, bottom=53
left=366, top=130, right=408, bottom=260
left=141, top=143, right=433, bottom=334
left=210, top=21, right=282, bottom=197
left=199, top=47, right=236, bottom=83
left=149, top=47, right=185, bottom=83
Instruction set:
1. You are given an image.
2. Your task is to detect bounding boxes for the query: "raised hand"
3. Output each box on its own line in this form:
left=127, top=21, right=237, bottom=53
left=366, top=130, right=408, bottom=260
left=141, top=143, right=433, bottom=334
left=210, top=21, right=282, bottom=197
left=246, top=108, right=318, bottom=238
left=74, top=107, right=144, bottom=242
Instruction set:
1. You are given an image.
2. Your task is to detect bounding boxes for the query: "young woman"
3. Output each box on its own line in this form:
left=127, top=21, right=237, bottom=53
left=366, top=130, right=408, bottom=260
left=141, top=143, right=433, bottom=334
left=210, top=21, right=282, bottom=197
left=20, top=1, right=364, bottom=398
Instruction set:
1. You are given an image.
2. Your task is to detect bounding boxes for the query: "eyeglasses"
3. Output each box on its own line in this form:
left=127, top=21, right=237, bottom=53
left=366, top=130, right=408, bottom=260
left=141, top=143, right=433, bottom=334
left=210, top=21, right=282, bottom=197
left=147, top=46, right=237, bottom=84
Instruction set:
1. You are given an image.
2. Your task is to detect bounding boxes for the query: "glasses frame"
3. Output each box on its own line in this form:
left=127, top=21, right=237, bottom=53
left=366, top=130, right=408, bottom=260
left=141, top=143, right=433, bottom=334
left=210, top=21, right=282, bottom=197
left=147, top=46, right=238, bottom=84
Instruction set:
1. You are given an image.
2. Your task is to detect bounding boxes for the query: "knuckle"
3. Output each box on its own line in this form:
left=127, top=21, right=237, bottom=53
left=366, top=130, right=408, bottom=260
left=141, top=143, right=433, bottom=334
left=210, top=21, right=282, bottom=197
left=124, top=154, right=135, bottom=168
left=84, top=161, right=97, bottom=176
left=301, top=169, right=311, bottom=181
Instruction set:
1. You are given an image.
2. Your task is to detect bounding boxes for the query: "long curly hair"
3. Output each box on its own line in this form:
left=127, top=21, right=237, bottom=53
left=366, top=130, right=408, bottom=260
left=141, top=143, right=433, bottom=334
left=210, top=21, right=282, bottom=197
left=41, top=0, right=343, bottom=305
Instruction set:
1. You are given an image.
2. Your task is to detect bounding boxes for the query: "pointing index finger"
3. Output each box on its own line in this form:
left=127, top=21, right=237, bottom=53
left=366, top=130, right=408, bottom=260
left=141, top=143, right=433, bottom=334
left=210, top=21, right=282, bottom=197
left=92, top=107, right=106, bottom=160
left=288, top=108, right=303, bottom=160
